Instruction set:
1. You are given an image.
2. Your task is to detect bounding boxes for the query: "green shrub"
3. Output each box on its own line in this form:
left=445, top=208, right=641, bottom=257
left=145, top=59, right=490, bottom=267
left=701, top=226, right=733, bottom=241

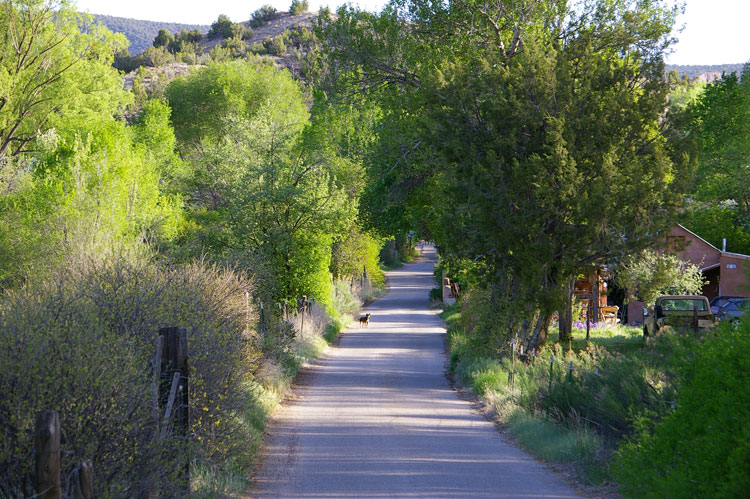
left=614, top=319, right=750, bottom=497
left=290, top=0, right=309, bottom=15
left=541, top=346, right=675, bottom=439
left=379, top=239, right=401, bottom=268
left=250, top=5, right=280, bottom=28
left=331, top=227, right=385, bottom=289
left=0, top=249, right=259, bottom=496
left=262, top=35, right=286, bottom=55
left=465, top=358, right=507, bottom=397
left=208, top=14, right=233, bottom=39
left=222, top=36, right=247, bottom=57
left=331, top=278, right=361, bottom=320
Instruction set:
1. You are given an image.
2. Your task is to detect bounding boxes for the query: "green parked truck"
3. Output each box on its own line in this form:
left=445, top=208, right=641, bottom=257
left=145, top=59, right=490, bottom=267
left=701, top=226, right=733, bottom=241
left=643, top=295, right=717, bottom=336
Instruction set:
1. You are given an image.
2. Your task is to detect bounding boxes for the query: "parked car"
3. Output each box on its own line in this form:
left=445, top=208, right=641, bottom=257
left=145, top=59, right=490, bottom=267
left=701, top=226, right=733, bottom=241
left=716, top=298, right=750, bottom=322
left=709, top=295, right=745, bottom=315
left=643, top=295, right=717, bottom=336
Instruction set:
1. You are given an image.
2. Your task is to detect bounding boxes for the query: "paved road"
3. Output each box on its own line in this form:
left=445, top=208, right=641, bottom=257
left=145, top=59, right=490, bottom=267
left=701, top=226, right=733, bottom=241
left=252, top=245, right=578, bottom=498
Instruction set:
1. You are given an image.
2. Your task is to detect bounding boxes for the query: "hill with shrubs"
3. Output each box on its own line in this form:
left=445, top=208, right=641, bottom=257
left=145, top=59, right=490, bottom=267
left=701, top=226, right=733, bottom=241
left=667, top=63, right=746, bottom=80
left=93, top=14, right=208, bottom=55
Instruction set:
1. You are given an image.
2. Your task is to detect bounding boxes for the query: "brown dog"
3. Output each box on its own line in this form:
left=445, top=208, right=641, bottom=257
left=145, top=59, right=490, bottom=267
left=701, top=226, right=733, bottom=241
left=359, top=313, right=371, bottom=327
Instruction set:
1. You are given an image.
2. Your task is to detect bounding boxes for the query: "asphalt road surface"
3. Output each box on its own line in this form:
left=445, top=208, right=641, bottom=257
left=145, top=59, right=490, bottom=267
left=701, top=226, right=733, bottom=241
left=252, top=245, right=579, bottom=498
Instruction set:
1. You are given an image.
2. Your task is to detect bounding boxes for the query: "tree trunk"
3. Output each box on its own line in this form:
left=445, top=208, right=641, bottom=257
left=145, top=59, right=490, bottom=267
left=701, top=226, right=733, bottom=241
left=558, top=277, right=576, bottom=345
left=525, top=312, right=549, bottom=353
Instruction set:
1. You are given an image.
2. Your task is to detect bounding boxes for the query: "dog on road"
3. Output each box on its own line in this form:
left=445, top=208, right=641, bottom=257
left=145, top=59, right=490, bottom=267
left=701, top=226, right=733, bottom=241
left=359, top=313, right=371, bottom=327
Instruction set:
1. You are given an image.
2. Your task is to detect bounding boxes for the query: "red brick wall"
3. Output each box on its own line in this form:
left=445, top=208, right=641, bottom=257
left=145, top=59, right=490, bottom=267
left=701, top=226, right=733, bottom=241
left=718, top=254, right=750, bottom=297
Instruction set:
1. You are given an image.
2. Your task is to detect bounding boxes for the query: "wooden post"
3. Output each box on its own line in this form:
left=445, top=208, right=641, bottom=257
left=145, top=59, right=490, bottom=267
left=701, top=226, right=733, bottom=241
left=157, top=327, right=189, bottom=437
left=586, top=299, right=591, bottom=341
left=260, top=301, right=267, bottom=341
left=177, top=328, right=188, bottom=435
left=34, top=411, right=61, bottom=499
left=152, top=335, right=164, bottom=435
left=548, top=356, right=555, bottom=392
left=693, top=306, right=699, bottom=332
left=160, top=372, right=181, bottom=439
left=67, top=460, right=94, bottom=499
left=592, top=271, right=600, bottom=327
left=156, top=327, right=190, bottom=494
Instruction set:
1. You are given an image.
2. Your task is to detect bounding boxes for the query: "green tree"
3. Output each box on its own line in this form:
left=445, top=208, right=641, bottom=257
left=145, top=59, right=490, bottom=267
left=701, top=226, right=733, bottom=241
left=615, top=249, right=706, bottom=306
left=0, top=112, right=184, bottom=288
left=0, top=0, right=129, bottom=158
left=685, top=66, right=750, bottom=254
left=681, top=203, right=750, bottom=255
left=207, top=14, right=233, bottom=39
left=153, top=28, right=174, bottom=48
left=250, top=5, right=279, bottom=28
left=290, top=0, right=309, bottom=15
left=317, top=0, right=690, bottom=348
left=167, top=60, right=355, bottom=306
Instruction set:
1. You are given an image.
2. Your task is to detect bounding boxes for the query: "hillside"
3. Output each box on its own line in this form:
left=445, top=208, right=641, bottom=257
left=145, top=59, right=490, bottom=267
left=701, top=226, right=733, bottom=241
left=93, top=14, right=209, bottom=55
left=119, top=12, right=320, bottom=92
left=667, top=63, right=746, bottom=81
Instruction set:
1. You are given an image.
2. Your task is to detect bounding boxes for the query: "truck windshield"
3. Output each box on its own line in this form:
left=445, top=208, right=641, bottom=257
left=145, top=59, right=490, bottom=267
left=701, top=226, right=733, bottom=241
left=661, top=299, right=708, bottom=311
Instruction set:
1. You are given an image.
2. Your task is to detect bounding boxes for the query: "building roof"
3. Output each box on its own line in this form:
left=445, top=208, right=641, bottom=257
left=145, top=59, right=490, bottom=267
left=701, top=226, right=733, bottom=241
left=675, top=224, right=719, bottom=252
left=676, top=224, right=750, bottom=259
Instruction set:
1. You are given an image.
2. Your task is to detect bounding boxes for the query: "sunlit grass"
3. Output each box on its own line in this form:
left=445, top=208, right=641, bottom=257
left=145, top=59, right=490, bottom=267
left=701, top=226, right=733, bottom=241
left=506, top=409, right=603, bottom=464
left=548, top=323, right=645, bottom=355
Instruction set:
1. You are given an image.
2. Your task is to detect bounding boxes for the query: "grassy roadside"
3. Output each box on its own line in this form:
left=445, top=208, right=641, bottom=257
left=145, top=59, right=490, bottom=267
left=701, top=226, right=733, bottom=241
left=441, top=300, right=750, bottom=496
left=440, top=304, right=634, bottom=489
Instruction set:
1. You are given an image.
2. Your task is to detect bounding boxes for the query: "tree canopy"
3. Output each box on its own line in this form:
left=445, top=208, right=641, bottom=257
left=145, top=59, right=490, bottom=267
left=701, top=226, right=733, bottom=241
left=317, top=0, right=691, bottom=346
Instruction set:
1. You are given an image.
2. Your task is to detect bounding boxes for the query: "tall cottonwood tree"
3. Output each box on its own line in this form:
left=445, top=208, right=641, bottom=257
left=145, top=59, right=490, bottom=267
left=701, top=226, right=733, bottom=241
left=167, top=60, right=358, bottom=305
left=317, top=0, right=692, bottom=348
left=0, top=0, right=129, bottom=158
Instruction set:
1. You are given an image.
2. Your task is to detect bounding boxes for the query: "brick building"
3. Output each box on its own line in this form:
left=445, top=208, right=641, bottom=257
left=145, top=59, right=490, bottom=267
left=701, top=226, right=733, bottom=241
left=628, top=224, right=750, bottom=323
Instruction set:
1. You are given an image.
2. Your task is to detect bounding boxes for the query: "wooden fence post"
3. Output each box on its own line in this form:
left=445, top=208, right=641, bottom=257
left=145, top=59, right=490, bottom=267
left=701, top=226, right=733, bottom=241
left=157, top=327, right=189, bottom=493
left=260, top=301, right=267, bottom=341
left=66, top=460, right=94, bottom=499
left=152, top=335, right=164, bottom=436
left=34, top=411, right=61, bottom=499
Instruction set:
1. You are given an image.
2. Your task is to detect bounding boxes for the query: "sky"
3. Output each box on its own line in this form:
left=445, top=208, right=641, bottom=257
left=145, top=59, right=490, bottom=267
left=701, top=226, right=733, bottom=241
left=73, top=0, right=750, bottom=66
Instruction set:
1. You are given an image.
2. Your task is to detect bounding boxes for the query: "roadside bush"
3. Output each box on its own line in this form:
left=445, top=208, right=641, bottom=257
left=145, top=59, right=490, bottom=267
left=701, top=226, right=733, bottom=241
left=614, top=319, right=750, bottom=497
left=540, top=345, right=675, bottom=439
left=379, top=239, right=401, bottom=268
left=0, top=249, right=259, bottom=496
left=331, top=279, right=361, bottom=320
left=331, top=227, right=385, bottom=288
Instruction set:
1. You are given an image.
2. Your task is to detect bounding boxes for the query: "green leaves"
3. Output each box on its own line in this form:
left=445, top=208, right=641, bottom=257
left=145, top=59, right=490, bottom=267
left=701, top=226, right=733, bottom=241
left=615, top=249, right=706, bottom=305
left=319, top=0, right=687, bottom=340
left=0, top=1, right=130, bottom=159
left=167, top=60, right=365, bottom=306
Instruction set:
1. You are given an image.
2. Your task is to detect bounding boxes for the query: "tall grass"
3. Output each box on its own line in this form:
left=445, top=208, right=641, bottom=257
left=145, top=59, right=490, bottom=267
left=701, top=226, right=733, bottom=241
left=441, top=303, right=681, bottom=485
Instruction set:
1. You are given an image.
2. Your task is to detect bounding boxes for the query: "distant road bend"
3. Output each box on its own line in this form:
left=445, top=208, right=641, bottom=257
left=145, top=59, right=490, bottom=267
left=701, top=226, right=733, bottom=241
left=252, top=244, right=579, bottom=498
